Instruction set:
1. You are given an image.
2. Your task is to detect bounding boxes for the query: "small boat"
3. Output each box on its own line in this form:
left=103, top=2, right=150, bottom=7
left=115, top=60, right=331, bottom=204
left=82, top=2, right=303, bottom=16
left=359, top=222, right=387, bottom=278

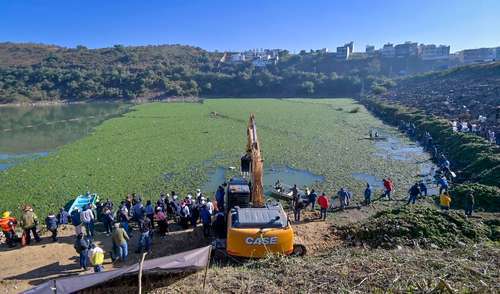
left=68, top=193, right=99, bottom=214
left=269, top=184, right=308, bottom=201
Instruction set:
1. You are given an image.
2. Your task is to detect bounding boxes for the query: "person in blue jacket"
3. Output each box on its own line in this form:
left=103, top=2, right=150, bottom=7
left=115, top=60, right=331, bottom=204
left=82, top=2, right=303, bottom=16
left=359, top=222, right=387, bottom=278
left=364, top=183, right=372, bottom=205
left=200, top=204, right=212, bottom=238
left=438, top=176, right=449, bottom=194
left=45, top=212, right=59, bottom=242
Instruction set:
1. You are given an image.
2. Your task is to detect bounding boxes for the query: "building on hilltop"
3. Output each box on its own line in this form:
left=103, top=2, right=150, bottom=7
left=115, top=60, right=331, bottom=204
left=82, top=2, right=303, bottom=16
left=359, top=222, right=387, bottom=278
left=395, top=42, right=418, bottom=58
left=381, top=43, right=395, bottom=58
left=461, top=48, right=496, bottom=63
left=336, top=41, right=353, bottom=60
left=230, top=52, right=246, bottom=63
left=251, top=54, right=279, bottom=67
left=420, top=44, right=450, bottom=61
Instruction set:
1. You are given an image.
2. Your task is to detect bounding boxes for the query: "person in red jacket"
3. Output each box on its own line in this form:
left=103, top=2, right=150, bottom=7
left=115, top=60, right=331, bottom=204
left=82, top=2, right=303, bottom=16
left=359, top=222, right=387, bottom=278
left=383, top=178, right=394, bottom=200
left=317, top=193, right=329, bottom=221
left=0, top=211, right=18, bottom=248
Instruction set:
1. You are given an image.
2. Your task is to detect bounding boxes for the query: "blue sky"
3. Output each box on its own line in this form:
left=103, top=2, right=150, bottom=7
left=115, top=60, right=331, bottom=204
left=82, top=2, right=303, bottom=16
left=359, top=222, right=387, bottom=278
left=1, top=0, right=499, bottom=53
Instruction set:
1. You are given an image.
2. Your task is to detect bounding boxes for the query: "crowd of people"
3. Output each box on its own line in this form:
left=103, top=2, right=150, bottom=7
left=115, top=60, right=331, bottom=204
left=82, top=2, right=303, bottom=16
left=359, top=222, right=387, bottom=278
left=0, top=188, right=231, bottom=273
left=286, top=119, right=476, bottom=223
left=382, top=66, right=500, bottom=145
left=451, top=119, right=497, bottom=145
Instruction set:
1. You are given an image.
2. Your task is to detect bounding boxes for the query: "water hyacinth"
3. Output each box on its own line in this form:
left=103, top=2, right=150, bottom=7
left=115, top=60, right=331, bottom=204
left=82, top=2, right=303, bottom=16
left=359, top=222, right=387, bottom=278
left=0, top=99, right=427, bottom=216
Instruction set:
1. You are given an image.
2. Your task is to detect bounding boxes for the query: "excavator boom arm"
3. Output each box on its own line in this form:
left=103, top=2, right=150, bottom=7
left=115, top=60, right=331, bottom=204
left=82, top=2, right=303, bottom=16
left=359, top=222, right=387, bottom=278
left=246, top=114, right=264, bottom=207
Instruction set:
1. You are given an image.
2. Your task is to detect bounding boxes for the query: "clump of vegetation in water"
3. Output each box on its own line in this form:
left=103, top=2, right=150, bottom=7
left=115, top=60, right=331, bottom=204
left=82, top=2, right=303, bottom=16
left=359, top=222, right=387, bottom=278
left=349, top=106, right=360, bottom=113
left=0, top=99, right=426, bottom=216
left=337, top=206, right=492, bottom=249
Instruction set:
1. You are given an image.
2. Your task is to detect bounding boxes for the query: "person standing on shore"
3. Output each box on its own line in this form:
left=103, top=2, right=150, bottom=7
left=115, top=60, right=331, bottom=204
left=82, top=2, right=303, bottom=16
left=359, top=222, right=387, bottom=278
left=383, top=178, right=394, bottom=200
left=337, top=188, right=348, bottom=209
left=89, top=243, right=105, bottom=272
left=112, top=223, right=129, bottom=262
left=440, top=192, right=451, bottom=211
left=364, top=183, right=372, bottom=205
left=438, top=176, right=449, bottom=195
left=57, top=208, right=70, bottom=225
left=74, top=233, right=90, bottom=270
left=154, top=207, right=168, bottom=236
left=200, top=204, right=212, bottom=238
left=308, top=189, right=318, bottom=211
left=0, top=211, right=18, bottom=248
left=80, top=205, right=95, bottom=239
left=145, top=200, right=155, bottom=229
left=45, top=212, right=59, bottom=242
left=21, top=206, right=41, bottom=245
left=102, top=206, right=114, bottom=235
left=418, top=181, right=428, bottom=197
left=317, top=193, right=329, bottom=221
left=291, top=184, right=299, bottom=207
left=407, top=183, right=420, bottom=205
left=294, top=199, right=306, bottom=222
left=71, top=208, right=82, bottom=235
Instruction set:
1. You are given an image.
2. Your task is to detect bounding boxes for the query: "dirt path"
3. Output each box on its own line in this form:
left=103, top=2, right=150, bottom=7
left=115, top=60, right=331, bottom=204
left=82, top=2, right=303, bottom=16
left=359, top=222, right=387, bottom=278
left=0, top=222, right=210, bottom=293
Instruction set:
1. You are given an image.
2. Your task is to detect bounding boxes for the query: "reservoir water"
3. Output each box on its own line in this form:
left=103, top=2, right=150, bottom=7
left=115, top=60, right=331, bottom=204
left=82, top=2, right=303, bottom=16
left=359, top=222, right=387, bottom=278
left=0, top=103, right=130, bottom=170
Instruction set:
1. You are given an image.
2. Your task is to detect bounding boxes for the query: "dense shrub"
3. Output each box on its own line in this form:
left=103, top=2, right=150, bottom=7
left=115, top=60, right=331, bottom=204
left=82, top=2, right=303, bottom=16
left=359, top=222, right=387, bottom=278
left=338, top=206, right=492, bottom=248
left=450, top=183, right=500, bottom=212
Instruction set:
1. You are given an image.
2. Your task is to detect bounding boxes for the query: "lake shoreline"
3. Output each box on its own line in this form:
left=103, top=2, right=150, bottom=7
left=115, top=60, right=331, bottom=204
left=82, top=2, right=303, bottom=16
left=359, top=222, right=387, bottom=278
left=0, top=96, right=203, bottom=107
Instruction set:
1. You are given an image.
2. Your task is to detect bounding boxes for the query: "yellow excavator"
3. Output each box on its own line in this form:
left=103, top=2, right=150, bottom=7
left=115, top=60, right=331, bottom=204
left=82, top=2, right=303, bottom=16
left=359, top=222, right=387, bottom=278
left=225, top=114, right=305, bottom=258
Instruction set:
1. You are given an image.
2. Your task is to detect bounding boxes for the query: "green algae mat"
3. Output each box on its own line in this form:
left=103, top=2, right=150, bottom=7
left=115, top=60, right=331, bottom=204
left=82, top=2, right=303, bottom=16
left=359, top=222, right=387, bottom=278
left=0, top=99, right=426, bottom=216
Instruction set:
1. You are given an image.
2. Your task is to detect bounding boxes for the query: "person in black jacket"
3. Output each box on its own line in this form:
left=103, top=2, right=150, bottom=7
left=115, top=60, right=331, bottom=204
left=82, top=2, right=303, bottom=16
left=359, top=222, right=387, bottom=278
left=407, top=183, right=421, bottom=205
left=213, top=212, right=226, bottom=239
left=74, top=233, right=90, bottom=270
left=45, top=212, right=59, bottom=242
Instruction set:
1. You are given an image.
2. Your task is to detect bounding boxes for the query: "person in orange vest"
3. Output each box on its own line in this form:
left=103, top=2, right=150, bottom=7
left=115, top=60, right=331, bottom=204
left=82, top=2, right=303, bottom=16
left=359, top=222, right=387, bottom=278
left=317, top=193, right=329, bottom=221
left=0, top=211, right=18, bottom=248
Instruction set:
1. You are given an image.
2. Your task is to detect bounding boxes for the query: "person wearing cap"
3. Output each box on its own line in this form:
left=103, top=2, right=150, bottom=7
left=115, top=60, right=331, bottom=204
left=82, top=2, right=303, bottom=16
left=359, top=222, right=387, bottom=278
left=21, top=206, right=41, bottom=244
left=154, top=206, right=168, bottom=236
left=111, top=222, right=129, bottom=262
left=0, top=211, right=17, bottom=247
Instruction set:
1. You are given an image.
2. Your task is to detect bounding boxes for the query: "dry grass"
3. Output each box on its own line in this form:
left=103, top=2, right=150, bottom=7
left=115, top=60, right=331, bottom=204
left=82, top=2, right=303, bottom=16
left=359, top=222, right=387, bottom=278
left=152, top=243, right=499, bottom=293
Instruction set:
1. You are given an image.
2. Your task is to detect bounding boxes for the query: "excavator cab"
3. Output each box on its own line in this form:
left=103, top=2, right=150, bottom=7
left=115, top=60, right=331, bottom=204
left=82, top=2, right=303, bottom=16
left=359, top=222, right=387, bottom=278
left=226, top=177, right=251, bottom=209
